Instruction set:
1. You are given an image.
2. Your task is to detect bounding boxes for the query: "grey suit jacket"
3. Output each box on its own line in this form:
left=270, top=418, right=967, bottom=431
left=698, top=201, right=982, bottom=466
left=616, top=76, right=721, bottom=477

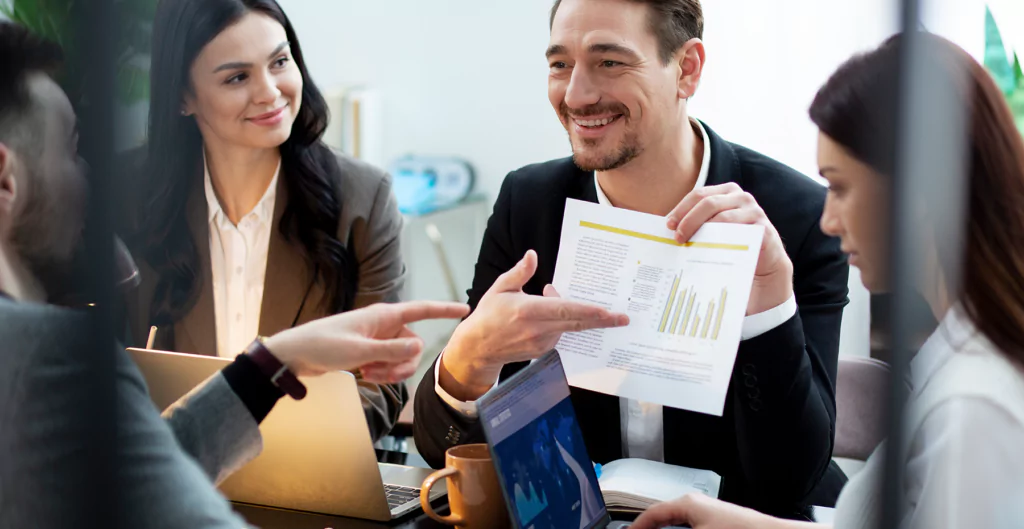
left=124, top=151, right=408, bottom=439
left=0, top=298, right=251, bottom=528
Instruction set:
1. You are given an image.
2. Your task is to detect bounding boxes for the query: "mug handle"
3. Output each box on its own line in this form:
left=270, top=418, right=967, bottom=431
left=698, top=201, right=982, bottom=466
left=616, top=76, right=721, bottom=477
left=421, top=467, right=464, bottom=525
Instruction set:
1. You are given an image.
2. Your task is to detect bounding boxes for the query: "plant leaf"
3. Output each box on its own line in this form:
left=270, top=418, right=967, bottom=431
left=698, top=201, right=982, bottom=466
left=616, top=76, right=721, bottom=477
left=118, top=63, right=150, bottom=104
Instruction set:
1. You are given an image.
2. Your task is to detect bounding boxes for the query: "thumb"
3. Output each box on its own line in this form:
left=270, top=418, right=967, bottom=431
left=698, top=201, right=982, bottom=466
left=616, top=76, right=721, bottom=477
left=491, top=250, right=538, bottom=293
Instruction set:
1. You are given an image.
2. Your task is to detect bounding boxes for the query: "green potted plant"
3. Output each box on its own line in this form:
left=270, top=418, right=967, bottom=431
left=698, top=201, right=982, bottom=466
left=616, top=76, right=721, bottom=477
left=985, top=5, right=1024, bottom=135
left=1, top=0, right=157, bottom=107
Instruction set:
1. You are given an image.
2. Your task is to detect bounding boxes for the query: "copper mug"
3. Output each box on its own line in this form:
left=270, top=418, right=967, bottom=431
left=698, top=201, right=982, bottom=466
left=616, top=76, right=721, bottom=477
left=420, top=444, right=512, bottom=529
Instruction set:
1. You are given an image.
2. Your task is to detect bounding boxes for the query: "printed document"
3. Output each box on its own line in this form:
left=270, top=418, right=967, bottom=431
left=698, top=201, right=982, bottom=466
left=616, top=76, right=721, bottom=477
left=552, top=199, right=763, bottom=415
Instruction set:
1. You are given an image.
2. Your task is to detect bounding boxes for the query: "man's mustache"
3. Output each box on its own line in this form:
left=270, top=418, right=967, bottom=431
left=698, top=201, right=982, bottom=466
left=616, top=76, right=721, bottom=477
left=559, top=101, right=630, bottom=119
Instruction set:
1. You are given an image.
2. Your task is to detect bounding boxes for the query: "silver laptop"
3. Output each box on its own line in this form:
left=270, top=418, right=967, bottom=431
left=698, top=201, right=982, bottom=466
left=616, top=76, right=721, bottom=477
left=127, top=347, right=445, bottom=521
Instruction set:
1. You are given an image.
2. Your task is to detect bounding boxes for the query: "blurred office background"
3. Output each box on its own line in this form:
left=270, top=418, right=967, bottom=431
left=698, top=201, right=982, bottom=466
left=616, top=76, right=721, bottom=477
left=3, top=0, right=1021, bottom=414
left=275, top=0, right=1022, bottom=372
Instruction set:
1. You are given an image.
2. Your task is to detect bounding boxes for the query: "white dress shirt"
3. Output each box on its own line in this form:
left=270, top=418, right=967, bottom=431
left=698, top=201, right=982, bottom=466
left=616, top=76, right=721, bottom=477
left=435, top=119, right=797, bottom=463
left=204, top=159, right=280, bottom=358
left=833, top=307, right=1024, bottom=529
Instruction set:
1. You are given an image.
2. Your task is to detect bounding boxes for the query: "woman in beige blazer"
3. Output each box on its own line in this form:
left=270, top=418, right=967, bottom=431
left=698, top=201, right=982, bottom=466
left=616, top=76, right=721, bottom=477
left=123, top=0, right=407, bottom=440
left=631, top=33, right=1024, bottom=529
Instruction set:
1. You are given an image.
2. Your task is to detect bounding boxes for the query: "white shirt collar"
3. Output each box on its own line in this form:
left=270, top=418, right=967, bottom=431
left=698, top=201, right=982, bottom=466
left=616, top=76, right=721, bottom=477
left=910, top=305, right=987, bottom=391
left=203, top=155, right=281, bottom=227
left=594, top=118, right=711, bottom=207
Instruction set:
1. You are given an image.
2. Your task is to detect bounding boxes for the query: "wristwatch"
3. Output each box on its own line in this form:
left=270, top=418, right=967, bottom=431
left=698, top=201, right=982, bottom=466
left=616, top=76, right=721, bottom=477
left=244, top=336, right=307, bottom=400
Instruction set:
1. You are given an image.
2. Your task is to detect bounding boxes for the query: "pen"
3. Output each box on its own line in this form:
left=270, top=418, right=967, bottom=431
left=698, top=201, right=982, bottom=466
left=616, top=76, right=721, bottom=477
left=146, top=326, right=158, bottom=350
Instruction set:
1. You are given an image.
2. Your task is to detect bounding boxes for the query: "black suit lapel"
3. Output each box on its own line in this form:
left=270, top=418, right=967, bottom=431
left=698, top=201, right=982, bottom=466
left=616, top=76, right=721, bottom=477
left=699, top=120, right=743, bottom=188
left=571, top=165, right=600, bottom=204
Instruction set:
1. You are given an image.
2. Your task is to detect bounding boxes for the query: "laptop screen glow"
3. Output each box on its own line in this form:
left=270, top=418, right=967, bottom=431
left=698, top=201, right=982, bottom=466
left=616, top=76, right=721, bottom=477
left=479, top=351, right=609, bottom=529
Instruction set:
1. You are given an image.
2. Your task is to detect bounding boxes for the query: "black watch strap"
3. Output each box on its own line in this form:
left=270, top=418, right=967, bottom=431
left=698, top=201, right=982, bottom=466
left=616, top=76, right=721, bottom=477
left=244, top=337, right=307, bottom=400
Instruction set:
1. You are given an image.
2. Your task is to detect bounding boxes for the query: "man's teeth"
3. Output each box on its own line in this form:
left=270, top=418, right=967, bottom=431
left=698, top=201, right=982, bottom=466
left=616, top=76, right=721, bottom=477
left=576, top=116, right=616, bottom=127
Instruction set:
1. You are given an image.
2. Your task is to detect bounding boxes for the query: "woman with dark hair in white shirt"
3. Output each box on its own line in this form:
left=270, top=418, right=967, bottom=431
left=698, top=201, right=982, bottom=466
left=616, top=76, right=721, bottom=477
left=631, top=32, right=1024, bottom=529
left=123, top=0, right=409, bottom=439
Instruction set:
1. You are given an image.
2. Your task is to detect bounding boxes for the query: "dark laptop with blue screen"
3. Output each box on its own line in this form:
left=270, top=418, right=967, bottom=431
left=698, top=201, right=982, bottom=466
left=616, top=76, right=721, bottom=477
left=478, top=351, right=687, bottom=529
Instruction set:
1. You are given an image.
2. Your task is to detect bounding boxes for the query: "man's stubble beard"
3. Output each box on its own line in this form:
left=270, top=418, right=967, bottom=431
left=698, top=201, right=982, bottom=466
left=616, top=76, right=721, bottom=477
left=558, top=100, right=644, bottom=172
left=8, top=164, right=88, bottom=304
left=569, top=132, right=643, bottom=172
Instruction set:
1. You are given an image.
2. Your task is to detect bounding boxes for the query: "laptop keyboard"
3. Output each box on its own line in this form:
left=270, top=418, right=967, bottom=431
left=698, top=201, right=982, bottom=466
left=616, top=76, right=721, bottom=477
left=384, top=484, right=422, bottom=510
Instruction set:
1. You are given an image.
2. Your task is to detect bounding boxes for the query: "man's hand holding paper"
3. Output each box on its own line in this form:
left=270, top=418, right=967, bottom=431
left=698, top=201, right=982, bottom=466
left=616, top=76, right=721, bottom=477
left=666, top=182, right=794, bottom=317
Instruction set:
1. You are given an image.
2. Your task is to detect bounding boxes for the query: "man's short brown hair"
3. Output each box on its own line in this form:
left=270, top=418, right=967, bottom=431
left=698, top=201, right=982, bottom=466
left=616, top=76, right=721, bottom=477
left=550, top=0, right=703, bottom=65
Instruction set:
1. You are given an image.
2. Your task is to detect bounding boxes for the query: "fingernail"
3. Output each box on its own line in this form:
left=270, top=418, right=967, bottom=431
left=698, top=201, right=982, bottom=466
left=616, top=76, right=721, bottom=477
left=666, top=216, right=678, bottom=228
left=617, top=315, right=630, bottom=326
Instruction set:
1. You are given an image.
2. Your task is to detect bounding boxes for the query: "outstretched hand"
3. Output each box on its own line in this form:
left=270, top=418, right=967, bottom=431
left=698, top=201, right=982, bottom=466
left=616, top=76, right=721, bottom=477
left=265, top=301, right=470, bottom=383
left=440, top=250, right=629, bottom=401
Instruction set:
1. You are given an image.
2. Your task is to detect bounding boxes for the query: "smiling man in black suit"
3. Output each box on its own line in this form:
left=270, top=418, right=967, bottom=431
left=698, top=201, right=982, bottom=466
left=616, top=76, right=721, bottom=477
left=414, top=0, right=850, bottom=516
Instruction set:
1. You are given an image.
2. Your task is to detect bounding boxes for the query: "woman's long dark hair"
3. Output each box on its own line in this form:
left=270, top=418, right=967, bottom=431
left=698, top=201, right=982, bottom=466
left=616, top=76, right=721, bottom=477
left=138, top=0, right=355, bottom=326
left=810, top=33, right=1024, bottom=365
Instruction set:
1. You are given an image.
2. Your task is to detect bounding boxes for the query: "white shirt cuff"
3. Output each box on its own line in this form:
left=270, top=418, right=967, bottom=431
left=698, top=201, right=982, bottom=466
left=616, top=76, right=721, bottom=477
left=741, top=294, right=797, bottom=340
left=433, top=349, right=497, bottom=419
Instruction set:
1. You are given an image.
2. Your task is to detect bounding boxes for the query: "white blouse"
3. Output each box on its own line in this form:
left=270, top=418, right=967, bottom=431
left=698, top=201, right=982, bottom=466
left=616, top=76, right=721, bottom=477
left=834, top=307, right=1024, bottom=529
left=204, top=160, right=280, bottom=358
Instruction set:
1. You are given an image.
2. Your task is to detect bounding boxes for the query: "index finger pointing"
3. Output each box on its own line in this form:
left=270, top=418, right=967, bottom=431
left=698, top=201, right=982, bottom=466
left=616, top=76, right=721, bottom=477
left=392, top=301, right=471, bottom=324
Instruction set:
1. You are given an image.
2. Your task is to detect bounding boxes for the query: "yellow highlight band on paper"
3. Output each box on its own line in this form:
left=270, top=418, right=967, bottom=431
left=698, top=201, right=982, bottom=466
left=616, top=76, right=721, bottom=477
left=580, top=221, right=749, bottom=251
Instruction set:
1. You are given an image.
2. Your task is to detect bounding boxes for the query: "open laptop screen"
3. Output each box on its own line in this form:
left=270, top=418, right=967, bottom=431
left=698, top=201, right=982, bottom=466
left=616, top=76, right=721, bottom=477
left=479, top=351, right=610, bottom=529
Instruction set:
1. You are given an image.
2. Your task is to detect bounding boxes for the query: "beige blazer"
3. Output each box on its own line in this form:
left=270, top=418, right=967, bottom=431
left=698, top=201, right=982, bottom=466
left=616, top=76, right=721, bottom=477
left=125, top=151, right=407, bottom=439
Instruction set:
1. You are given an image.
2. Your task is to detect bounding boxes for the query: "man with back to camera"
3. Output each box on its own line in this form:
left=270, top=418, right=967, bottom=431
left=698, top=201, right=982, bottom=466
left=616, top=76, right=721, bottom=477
left=414, top=0, right=850, bottom=515
left=0, top=20, right=469, bottom=527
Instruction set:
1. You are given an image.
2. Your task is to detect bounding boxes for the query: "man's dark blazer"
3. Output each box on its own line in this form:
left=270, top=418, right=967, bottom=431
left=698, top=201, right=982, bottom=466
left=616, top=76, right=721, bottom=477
left=413, top=121, right=850, bottom=513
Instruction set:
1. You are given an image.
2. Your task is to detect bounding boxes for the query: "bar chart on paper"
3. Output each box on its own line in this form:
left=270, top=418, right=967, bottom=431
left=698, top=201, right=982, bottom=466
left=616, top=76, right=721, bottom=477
left=552, top=198, right=764, bottom=415
left=656, top=273, right=729, bottom=341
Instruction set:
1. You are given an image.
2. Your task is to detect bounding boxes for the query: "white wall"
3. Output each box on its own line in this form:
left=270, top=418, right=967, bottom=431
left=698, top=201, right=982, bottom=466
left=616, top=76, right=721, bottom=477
left=692, top=0, right=899, bottom=184
left=988, top=0, right=1024, bottom=55
left=279, top=0, right=567, bottom=197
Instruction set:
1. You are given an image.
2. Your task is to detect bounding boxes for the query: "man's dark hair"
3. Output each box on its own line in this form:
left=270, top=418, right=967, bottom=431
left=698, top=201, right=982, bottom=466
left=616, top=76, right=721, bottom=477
left=0, top=21, right=63, bottom=147
left=549, top=0, right=703, bottom=64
